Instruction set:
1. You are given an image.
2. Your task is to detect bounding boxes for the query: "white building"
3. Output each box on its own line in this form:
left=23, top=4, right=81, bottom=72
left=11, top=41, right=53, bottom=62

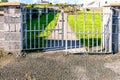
left=40, top=0, right=49, bottom=4
left=84, top=0, right=120, bottom=8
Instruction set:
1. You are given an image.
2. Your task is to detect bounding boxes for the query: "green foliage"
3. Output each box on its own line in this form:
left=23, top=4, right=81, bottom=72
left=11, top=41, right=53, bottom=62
left=81, top=4, right=84, bottom=7
left=1, top=0, right=8, bottom=2
left=26, top=4, right=51, bottom=8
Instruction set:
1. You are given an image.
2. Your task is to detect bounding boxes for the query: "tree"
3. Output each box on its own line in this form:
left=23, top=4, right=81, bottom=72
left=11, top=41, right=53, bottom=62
left=81, top=4, right=84, bottom=7
left=1, top=0, right=8, bottom=2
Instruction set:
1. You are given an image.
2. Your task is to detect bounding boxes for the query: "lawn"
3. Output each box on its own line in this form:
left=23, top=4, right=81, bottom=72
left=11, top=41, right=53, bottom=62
left=25, top=12, right=59, bottom=49
left=27, top=12, right=59, bottom=36
left=68, top=11, right=102, bottom=47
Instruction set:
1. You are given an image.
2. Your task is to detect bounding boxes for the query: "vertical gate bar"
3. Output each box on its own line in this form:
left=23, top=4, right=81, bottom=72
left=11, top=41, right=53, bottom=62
left=26, top=24, right=28, bottom=49
left=20, top=10, right=23, bottom=50
left=66, top=13, right=68, bottom=53
left=61, top=10, right=64, bottom=47
left=105, top=30, right=107, bottom=53
left=70, top=11, right=72, bottom=49
left=30, top=9, right=32, bottom=49
left=42, top=24, right=44, bottom=48
left=46, top=7, right=48, bottom=48
left=34, top=24, right=36, bottom=49
left=56, top=11, right=60, bottom=47
left=58, top=23, right=60, bottom=47
left=25, top=10, right=27, bottom=50
left=102, top=10, right=104, bottom=52
left=38, top=10, right=40, bottom=48
left=53, top=25, right=55, bottom=48
left=24, top=10, right=27, bottom=49
left=54, top=27, right=56, bottom=47
left=83, top=9, right=86, bottom=48
left=100, top=10, right=103, bottom=52
left=75, top=7, right=77, bottom=49
left=95, top=29, right=97, bottom=52
left=92, top=9, right=94, bottom=52
left=54, top=9, right=56, bottom=48
left=24, top=10, right=27, bottom=48
left=102, top=11, right=105, bottom=53
left=79, top=26, right=80, bottom=48
left=97, top=28, right=99, bottom=52
left=88, top=27, right=90, bottom=52
left=50, top=23, right=52, bottom=48
left=102, top=13, right=105, bottom=52
left=55, top=11, right=57, bottom=47
left=79, top=12, right=81, bottom=49
left=35, top=25, right=36, bottom=49
left=71, top=23, right=72, bottom=49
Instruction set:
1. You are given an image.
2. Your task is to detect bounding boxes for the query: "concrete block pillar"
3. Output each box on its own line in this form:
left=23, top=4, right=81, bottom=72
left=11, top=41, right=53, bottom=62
left=111, top=6, right=120, bottom=53
left=0, top=13, right=4, bottom=49
left=3, top=6, right=21, bottom=53
left=0, top=2, right=27, bottom=54
left=102, top=7, right=112, bottom=53
left=104, top=5, right=120, bottom=53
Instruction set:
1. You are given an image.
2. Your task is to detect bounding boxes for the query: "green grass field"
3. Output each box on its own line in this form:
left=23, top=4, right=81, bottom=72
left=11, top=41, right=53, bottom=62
left=25, top=12, right=59, bottom=48
left=68, top=11, right=102, bottom=47
left=27, top=12, right=59, bottom=36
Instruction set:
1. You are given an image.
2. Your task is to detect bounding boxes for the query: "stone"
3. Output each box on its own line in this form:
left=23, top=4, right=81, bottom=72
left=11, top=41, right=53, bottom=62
left=15, top=23, right=21, bottom=32
left=4, top=32, right=20, bottom=41
left=0, top=23, right=4, bottom=30
left=15, top=17, right=20, bottom=23
left=0, top=41, right=4, bottom=48
left=4, top=42, right=21, bottom=52
left=4, top=24, right=10, bottom=31
left=10, top=24, right=16, bottom=32
left=0, top=32, right=4, bottom=39
left=0, top=16, right=4, bottom=22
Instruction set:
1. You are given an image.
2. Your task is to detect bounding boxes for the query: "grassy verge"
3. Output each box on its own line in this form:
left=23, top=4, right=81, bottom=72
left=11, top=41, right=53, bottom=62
left=68, top=11, right=102, bottom=47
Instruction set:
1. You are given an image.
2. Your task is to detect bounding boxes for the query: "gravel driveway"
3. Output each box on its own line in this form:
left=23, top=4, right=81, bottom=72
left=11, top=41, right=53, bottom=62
left=0, top=52, right=120, bottom=80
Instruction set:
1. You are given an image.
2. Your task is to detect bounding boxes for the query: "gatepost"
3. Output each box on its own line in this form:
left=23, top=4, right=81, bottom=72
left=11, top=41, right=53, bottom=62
left=0, top=2, right=26, bottom=54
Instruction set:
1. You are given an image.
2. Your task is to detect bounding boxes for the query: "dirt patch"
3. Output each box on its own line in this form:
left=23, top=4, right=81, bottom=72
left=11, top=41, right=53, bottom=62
left=104, top=60, right=120, bottom=74
left=0, top=55, right=15, bottom=68
left=0, top=52, right=120, bottom=80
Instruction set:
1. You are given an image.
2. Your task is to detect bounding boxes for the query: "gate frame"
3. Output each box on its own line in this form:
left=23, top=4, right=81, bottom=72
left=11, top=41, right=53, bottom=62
left=21, top=7, right=113, bottom=54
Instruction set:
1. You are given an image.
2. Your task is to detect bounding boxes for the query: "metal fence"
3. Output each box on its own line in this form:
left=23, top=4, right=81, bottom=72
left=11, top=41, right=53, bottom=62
left=21, top=7, right=112, bottom=53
